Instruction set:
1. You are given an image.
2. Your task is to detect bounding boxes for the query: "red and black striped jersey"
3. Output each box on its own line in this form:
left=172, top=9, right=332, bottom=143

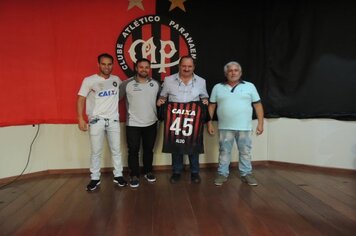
left=161, top=101, right=209, bottom=154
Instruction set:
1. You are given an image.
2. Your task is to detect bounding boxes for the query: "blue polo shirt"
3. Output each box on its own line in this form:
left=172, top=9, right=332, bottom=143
left=209, top=81, right=261, bottom=131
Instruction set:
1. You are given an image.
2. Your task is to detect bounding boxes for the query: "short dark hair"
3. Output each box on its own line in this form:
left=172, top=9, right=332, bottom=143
left=135, top=58, right=151, bottom=66
left=98, top=53, right=114, bottom=63
left=179, top=55, right=195, bottom=66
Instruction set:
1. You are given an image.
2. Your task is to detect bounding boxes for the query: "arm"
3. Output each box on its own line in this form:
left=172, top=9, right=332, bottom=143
left=157, top=96, right=167, bottom=107
left=119, top=84, right=125, bottom=101
left=157, top=80, right=168, bottom=106
left=119, top=79, right=128, bottom=101
left=200, top=79, right=209, bottom=105
left=207, top=103, right=217, bottom=135
left=77, top=95, right=88, bottom=131
left=201, top=98, right=209, bottom=105
left=253, top=102, right=264, bottom=135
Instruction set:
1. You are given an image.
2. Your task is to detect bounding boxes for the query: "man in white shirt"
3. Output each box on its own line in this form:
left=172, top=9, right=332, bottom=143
left=77, top=53, right=126, bottom=191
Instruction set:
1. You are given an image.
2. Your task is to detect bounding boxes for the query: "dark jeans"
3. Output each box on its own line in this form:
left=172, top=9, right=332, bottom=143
left=172, top=153, right=199, bottom=174
left=126, top=123, right=157, bottom=177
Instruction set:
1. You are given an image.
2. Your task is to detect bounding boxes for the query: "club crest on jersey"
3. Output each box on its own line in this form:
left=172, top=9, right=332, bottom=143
left=116, top=15, right=197, bottom=80
left=98, top=90, right=117, bottom=97
left=172, top=109, right=196, bottom=116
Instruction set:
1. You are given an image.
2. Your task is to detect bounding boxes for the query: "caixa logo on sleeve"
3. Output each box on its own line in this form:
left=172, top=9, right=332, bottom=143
left=116, top=15, right=197, bottom=80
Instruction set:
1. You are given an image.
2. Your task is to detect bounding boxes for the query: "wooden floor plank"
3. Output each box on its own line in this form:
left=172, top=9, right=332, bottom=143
left=327, top=174, right=356, bottom=198
left=12, top=175, right=84, bottom=236
left=220, top=185, right=271, bottom=235
left=0, top=178, right=39, bottom=211
left=0, top=177, right=53, bottom=213
left=229, top=172, right=298, bottom=236
left=0, top=166, right=355, bottom=236
left=33, top=176, right=99, bottom=235
left=274, top=169, right=356, bottom=234
left=185, top=170, right=227, bottom=236
left=250, top=170, right=323, bottom=236
left=264, top=168, right=356, bottom=235
left=55, top=174, right=127, bottom=236
left=169, top=173, right=201, bottom=236
left=278, top=169, right=356, bottom=222
left=102, top=178, right=139, bottom=236
left=0, top=175, right=69, bottom=236
left=151, top=172, right=177, bottom=236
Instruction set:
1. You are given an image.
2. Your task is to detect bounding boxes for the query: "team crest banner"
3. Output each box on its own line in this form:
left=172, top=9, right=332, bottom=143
left=1, top=0, right=356, bottom=127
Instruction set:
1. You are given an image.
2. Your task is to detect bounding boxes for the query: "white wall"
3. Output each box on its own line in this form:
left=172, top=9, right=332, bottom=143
left=268, top=119, right=356, bottom=169
left=1, top=118, right=355, bottom=179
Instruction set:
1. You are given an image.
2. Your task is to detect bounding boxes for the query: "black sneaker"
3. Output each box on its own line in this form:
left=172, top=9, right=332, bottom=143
left=86, top=179, right=100, bottom=191
left=170, top=173, right=181, bottom=184
left=144, top=172, right=156, bottom=183
left=191, top=173, right=201, bottom=184
left=113, top=176, right=127, bottom=187
left=130, top=176, right=140, bottom=188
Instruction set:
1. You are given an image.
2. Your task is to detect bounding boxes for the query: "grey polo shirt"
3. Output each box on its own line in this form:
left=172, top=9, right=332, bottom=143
left=120, top=77, right=160, bottom=127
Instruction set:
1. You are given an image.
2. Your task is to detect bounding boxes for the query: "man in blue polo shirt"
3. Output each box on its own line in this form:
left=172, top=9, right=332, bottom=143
left=207, top=61, right=264, bottom=186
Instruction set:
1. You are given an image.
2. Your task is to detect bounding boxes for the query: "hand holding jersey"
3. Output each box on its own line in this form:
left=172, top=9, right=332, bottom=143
left=158, top=56, right=209, bottom=184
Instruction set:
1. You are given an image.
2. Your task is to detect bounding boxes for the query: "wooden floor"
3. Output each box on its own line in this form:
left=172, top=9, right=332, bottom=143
left=0, top=165, right=356, bottom=236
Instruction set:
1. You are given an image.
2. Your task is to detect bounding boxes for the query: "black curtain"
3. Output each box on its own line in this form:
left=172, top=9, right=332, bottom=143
left=157, top=0, right=356, bottom=120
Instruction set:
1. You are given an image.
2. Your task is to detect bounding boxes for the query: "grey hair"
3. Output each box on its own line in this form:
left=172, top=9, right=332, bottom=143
left=223, top=61, right=242, bottom=74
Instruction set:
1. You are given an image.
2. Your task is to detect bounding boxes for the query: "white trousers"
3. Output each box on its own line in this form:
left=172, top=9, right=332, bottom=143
left=89, top=118, right=123, bottom=180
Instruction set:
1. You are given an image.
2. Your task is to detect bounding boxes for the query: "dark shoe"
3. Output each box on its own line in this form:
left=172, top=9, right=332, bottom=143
left=170, top=173, right=181, bottom=184
left=191, top=173, right=201, bottom=184
left=129, top=176, right=140, bottom=188
left=113, top=176, right=127, bottom=187
left=86, top=179, right=100, bottom=191
left=241, top=174, right=258, bottom=186
left=144, top=172, right=156, bottom=183
left=214, top=174, right=228, bottom=186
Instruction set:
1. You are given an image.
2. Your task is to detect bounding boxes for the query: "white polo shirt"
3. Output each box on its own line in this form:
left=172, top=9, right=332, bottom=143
left=78, top=74, right=121, bottom=120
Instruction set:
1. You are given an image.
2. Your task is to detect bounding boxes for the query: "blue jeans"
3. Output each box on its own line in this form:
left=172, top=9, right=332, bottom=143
left=89, top=118, right=123, bottom=180
left=218, top=130, right=252, bottom=177
left=172, top=153, right=199, bottom=174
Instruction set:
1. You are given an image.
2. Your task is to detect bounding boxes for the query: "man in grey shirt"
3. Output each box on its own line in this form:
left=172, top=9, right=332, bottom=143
left=120, top=58, right=160, bottom=188
left=157, top=55, right=209, bottom=184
